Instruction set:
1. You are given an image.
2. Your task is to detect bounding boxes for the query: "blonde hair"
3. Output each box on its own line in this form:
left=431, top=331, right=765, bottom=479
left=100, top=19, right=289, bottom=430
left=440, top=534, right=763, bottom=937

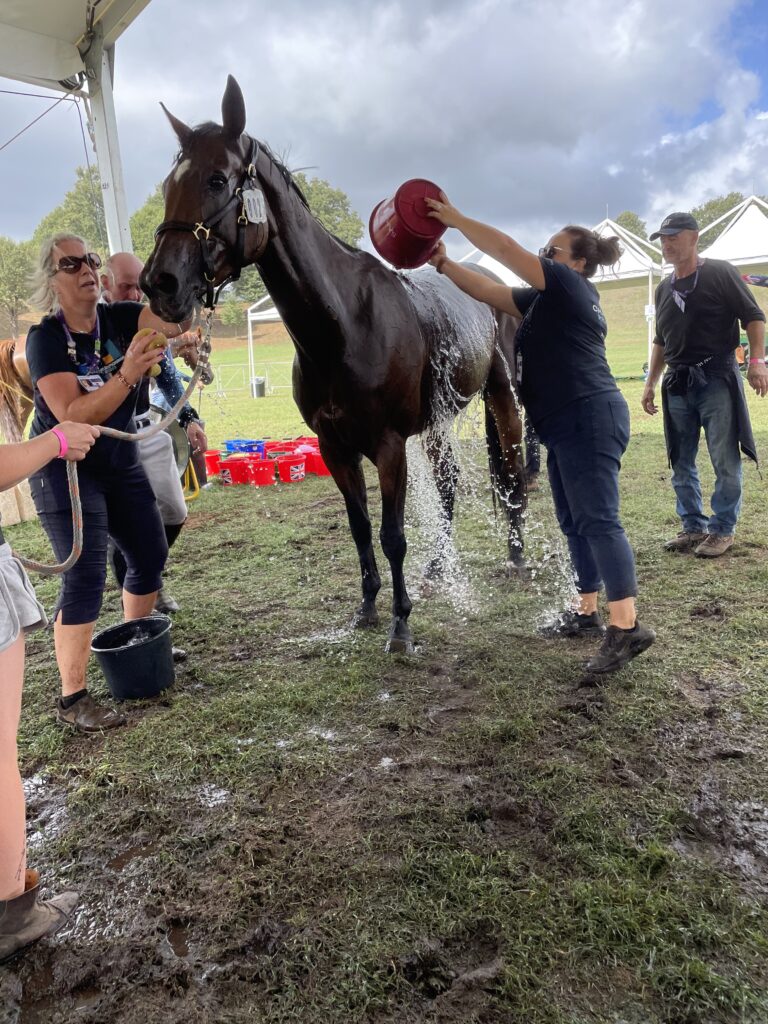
left=28, top=233, right=89, bottom=314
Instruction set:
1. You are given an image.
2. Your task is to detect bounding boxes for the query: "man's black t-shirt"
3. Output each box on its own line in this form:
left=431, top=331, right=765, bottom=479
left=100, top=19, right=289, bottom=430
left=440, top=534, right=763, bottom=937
left=26, top=302, right=143, bottom=472
left=654, top=258, right=765, bottom=366
left=512, top=259, right=619, bottom=430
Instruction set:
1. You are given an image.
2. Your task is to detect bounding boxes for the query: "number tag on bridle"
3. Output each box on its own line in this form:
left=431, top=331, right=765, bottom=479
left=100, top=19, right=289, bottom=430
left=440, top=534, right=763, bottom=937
left=242, top=188, right=267, bottom=224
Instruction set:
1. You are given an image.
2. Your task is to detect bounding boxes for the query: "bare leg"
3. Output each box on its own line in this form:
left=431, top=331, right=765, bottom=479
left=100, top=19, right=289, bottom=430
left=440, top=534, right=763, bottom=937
left=377, top=434, right=413, bottom=654
left=54, top=617, right=95, bottom=698
left=323, top=449, right=381, bottom=627
left=123, top=591, right=159, bottom=620
left=0, top=636, right=26, bottom=900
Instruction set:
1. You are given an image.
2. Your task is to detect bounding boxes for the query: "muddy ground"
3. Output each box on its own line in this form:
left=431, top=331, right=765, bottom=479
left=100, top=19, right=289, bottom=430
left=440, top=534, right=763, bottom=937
left=3, top=430, right=768, bottom=1023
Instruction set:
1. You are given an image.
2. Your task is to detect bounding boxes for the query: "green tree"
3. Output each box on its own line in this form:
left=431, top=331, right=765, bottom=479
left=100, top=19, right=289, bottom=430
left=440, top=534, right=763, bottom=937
left=234, top=172, right=364, bottom=304
left=692, top=192, right=745, bottom=249
left=294, top=172, right=364, bottom=246
left=219, top=291, right=245, bottom=329
left=32, top=166, right=108, bottom=255
left=0, top=237, right=33, bottom=339
left=614, top=211, right=648, bottom=241
left=130, top=184, right=166, bottom=263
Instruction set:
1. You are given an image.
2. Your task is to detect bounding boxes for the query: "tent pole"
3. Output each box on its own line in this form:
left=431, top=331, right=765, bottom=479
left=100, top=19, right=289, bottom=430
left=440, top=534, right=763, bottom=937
left=85, top=34, right=132, bottom=253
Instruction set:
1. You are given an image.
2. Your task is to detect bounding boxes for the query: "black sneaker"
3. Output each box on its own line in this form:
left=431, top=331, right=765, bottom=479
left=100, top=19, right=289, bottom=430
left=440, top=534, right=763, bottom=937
left=539, top=610, right=606, bottom=638
left=585, top=621, right=656, bottom=674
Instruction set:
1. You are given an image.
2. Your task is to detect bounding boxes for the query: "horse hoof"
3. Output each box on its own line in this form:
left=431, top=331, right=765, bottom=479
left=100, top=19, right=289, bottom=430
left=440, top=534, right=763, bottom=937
left=354, top=610, right=379, bottom=628
left=386, top=636, right=414, bottom=655
left=506, top=560, right=530, bottom=580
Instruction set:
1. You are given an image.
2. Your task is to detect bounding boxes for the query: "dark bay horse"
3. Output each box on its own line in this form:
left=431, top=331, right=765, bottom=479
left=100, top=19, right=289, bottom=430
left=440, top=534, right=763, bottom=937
left=142, top=76, right=526, bottom=653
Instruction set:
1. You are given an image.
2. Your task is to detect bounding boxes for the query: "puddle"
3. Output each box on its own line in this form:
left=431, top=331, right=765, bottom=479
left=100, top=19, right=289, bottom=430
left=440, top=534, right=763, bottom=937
left=24, top=773, right=70, bottom=851
left=108, top=843, right=159, bottom=871
left=196, top=783, right=230, bottom=808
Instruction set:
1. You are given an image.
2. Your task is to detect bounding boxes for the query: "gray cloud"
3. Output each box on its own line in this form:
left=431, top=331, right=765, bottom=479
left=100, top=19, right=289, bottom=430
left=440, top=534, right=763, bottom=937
left=1, top=0, right=765, bottom=256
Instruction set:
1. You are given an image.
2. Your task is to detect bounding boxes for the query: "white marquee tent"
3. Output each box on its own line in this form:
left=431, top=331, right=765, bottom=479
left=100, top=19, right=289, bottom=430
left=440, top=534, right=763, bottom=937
left=0, top=0, right=151, bottom=252
left=699, top=195, right=768, bottom=265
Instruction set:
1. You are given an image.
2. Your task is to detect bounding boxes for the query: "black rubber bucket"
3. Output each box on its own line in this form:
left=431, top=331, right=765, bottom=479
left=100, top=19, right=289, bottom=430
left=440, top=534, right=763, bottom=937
left=91, top=614, right=175, bottom=700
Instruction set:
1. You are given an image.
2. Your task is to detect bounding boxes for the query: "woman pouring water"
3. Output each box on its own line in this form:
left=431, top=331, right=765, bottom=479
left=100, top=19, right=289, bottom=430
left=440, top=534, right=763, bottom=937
left=25, top=233, right=191, bottom=731
left=425, top=195, right=654, bottom=674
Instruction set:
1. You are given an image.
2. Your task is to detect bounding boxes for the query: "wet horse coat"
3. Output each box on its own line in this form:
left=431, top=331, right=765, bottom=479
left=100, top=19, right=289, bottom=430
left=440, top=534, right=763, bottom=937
left=142, top=76, right=526, bottom=652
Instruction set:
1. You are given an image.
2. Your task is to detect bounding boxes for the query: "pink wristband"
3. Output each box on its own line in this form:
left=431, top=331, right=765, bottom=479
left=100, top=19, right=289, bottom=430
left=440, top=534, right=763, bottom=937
left=51, top=427, right=68, bottom=459
left=749, top=357, right=765, bottom=364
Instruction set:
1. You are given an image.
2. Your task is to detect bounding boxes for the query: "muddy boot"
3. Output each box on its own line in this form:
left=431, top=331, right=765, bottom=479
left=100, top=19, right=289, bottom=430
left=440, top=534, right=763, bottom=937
left=155, top=587, right=180, bottom=615
left=0, top=870, right=78, bottom=964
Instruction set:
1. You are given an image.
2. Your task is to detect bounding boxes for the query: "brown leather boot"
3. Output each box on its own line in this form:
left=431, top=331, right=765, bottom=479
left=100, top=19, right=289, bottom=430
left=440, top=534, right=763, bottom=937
left=0, top=870, right=78, bottom=963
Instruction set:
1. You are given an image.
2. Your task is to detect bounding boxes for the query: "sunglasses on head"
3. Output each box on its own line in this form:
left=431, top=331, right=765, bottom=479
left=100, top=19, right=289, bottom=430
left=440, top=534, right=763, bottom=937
left=538, top=245, right=571, bottom=259
left=53, top=253, right=102, bottom=275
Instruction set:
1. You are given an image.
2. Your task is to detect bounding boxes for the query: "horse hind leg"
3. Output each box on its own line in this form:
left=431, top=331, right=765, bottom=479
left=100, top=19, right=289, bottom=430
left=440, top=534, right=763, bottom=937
left=422, top=427, right=459, bottom=581
left=324, top=452, right=381, bottom=627
left=377, top=435, right=414, bottom=654
left=484, top=380, right=527, bottom=577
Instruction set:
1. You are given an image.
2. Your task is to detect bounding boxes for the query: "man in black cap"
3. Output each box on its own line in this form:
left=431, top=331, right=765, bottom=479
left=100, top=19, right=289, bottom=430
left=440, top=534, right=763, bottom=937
left=641, top=212, right=768, bottom=557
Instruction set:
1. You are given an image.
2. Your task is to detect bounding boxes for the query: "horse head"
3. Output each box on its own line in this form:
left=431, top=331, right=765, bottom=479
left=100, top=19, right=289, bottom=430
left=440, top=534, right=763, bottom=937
left=141, top=76, right=270, bottom=321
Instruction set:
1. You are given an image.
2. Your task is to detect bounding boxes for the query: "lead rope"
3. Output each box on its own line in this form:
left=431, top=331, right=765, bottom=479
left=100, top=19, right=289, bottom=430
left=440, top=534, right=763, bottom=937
left=13, top=310, right=214, bottom=576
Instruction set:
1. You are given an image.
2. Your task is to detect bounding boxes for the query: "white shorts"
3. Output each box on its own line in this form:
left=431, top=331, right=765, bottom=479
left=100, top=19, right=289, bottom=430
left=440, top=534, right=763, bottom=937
left=137, top=429, right=188, bottom=527
left=0, top=542, right=48, bottom=653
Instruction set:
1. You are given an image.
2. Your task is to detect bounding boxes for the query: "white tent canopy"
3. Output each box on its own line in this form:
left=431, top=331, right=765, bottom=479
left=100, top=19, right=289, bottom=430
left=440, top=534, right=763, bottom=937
left=590, top=217, right=661, bottom=283
left=458, top=248, right=525, bottom=286
left=699, top=195, right=768, bottom=265
left=0, top=1, right=151, bottom=252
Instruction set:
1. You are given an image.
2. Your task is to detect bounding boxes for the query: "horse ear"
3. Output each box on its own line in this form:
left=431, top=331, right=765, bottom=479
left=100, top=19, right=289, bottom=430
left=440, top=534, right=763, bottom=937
left=160, top=103, right=193, bottom=148
left=221, top=75, right=246, bottom=139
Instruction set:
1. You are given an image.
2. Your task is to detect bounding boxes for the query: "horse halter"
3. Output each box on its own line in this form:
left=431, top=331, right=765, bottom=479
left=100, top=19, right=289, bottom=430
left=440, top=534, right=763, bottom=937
left=154, top=136, right=263, bottom=309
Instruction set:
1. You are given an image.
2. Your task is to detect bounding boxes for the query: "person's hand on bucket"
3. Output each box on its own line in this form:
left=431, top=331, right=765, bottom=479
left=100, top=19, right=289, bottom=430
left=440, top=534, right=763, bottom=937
left=424, top=191, right=463, bottom=229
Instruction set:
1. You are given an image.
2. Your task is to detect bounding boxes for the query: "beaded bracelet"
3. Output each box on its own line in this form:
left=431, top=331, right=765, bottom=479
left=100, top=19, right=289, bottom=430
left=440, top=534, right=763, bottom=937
left=116, top=369, right=136, bottom=391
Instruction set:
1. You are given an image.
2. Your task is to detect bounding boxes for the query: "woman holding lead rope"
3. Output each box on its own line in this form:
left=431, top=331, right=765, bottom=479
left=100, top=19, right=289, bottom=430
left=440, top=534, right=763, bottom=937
left=25, top=233, right=191, bottom=732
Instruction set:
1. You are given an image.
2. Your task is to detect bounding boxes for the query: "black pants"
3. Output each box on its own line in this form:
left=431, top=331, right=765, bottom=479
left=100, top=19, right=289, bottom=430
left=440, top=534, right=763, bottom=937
left=31, top=462, right=168, bottom=625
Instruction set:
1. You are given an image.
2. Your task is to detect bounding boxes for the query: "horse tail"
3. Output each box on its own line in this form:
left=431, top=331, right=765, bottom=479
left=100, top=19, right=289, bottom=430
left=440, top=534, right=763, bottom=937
left=484, top=399, right=502, bottom=516
left=0, top=340, right=26, bottom=443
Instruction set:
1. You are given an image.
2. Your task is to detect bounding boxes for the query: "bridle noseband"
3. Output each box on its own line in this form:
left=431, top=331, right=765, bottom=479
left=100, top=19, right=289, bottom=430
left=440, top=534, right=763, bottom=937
left=154, top=136, right=264, bottom=309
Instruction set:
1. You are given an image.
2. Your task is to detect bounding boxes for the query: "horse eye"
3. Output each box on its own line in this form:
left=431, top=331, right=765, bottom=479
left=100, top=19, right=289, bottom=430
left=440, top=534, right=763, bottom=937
left=208, top=174, right=228, bottom=192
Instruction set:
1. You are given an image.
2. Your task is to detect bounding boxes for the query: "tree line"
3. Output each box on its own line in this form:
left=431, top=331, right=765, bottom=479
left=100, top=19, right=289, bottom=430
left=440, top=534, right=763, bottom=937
left=0, top=166, right=364, bottom=338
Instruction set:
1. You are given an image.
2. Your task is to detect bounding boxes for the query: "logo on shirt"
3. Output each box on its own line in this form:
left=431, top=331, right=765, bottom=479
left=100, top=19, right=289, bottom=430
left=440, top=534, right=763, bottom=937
left=592, top=303, right=607, bottom=326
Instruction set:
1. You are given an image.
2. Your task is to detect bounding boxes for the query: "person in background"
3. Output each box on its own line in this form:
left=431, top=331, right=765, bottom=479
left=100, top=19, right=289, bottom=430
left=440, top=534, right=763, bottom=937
left=25, top=233, right=191, bottom=732
left=425, top=194, right=655, bottom=675
left=101, top=253, right=208, bottom=615
left=0, top=420, right=98, bottom=961
left=641, top=213, right=768, bottom=558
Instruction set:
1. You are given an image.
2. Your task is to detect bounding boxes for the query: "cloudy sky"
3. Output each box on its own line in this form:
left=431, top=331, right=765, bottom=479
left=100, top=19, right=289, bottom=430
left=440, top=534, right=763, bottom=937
left=1, top=0, right=767, bottom=257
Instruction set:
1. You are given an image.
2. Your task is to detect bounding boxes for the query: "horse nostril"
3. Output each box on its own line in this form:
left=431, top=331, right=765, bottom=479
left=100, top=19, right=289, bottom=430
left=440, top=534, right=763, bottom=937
left=153, top=272, right=179, bottom=298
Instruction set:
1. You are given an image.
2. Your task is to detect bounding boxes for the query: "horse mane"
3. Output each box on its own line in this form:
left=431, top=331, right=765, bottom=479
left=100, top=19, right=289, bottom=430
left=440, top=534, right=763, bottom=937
left=182, top=123, right=360, bottom=257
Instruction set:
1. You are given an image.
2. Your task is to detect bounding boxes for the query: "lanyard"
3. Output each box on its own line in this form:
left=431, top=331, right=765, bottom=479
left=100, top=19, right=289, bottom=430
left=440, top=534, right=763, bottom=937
left=57, top=309, right=101, bottom=368
left=670, top=258, right=703, bottom=313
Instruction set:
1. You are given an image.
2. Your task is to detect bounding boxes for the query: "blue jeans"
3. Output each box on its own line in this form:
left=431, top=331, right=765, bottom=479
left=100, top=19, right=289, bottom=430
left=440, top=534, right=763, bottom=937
left=665, top=377, right=742, bottom=536
left=539, top=393, right=637, bottom=602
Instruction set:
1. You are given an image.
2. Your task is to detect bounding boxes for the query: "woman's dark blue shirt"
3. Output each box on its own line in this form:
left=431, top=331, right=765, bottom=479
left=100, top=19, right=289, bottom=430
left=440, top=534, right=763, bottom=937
left=512, top=259, right=619, bottom=431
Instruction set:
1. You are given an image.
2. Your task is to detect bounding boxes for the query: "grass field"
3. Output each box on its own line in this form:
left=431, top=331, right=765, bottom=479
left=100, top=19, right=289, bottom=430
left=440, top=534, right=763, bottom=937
left=4, top=300, right=768, bottom=1022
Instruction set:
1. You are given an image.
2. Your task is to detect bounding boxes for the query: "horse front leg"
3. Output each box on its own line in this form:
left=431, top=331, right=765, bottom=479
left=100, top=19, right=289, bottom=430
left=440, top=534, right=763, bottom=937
left=423, top=428, right=459, bottom=580
left=376, top=435, right=413, bottom=654
left=323, top=450, right=382, bottom=627
left=485, top=381, right=528, bottom=577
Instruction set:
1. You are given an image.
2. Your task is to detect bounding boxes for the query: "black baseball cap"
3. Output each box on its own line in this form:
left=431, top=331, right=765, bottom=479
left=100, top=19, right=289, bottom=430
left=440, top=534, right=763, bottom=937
left=649, top=212, right=699, bottom=240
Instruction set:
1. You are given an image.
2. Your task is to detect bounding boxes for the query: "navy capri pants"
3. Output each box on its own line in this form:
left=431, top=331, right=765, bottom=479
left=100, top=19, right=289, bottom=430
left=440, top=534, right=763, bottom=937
left=537, top=391, right=637, bottom=602
left=30, top=460, right=167, bottom=625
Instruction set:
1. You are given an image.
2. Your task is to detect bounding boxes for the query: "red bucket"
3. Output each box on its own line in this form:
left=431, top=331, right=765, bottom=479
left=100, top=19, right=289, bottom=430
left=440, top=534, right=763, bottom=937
left=369, top=178, right=446, bottom=269
left=276, top=454, right=306, bottom=483
left=249, top=458, right=276, bottom=486
left=219, top=456, right=251, bottom=486
left=306, top=450, right=332, bottom=476
left=204, top=449, right=222, bottom=476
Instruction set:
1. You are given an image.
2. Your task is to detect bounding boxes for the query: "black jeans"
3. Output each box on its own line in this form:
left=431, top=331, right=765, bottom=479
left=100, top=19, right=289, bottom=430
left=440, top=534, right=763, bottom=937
left=538, top=392, right=637, bottom=602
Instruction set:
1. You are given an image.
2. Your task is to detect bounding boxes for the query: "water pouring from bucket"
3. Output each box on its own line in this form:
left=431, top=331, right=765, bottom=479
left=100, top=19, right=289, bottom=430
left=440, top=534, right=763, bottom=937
left=369, top=179, right=447, bottom=269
